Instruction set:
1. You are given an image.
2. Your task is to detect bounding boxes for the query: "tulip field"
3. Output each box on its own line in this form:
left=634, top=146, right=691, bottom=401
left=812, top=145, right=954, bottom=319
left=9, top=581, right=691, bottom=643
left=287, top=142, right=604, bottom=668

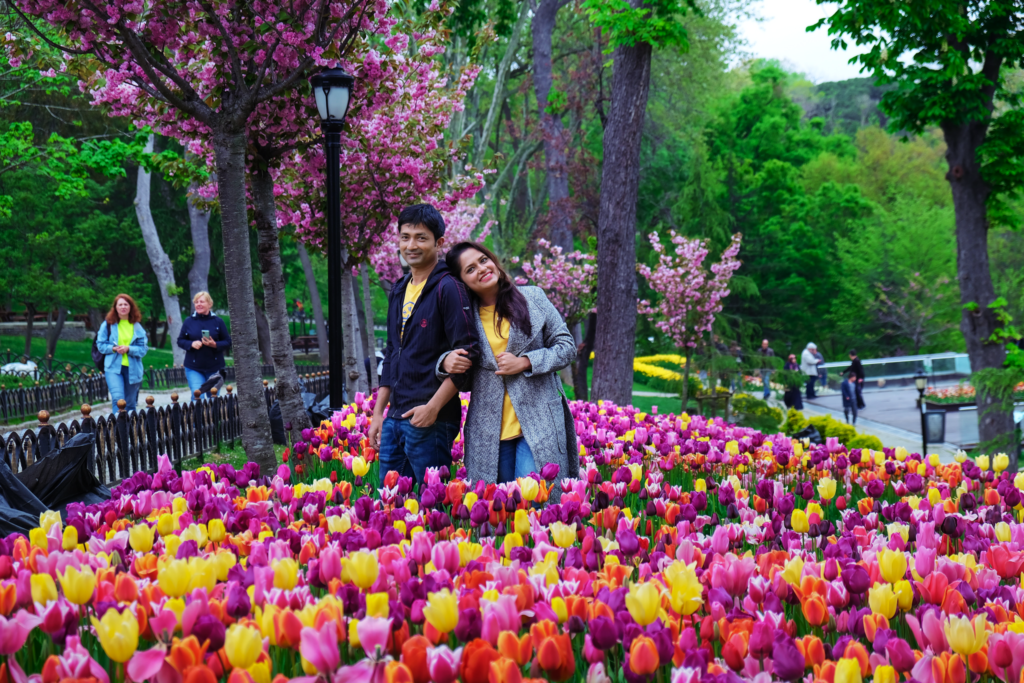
left=2, top=392, right=1023, bottom=683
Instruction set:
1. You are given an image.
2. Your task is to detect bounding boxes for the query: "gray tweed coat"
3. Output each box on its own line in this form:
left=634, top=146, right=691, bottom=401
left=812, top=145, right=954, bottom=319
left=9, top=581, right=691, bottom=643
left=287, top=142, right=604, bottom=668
left=437, top=286, right=579, bottom=500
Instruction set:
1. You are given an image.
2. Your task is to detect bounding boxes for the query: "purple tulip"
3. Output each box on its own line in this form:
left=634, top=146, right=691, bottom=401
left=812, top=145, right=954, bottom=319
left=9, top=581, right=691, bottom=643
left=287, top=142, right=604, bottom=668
left=588, top=616, right=618, bottom=650
left=540, top=462, right=560, bottom=481
left=771, top=633, right=805, bottom=680
left=885, top=637, right=916, bottom=673
left=226, top=582, right=251, bottom=618
left=192, top=613, right=226, bottom=652
left=454, top=608, right=481, bottom=642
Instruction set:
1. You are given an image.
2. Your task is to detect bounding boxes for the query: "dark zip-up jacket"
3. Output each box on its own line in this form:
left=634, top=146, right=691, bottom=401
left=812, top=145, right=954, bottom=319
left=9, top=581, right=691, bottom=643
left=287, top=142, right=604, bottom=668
left=177, top=312, right=231, bottom=373
left=843, top=357, right=865, bottom=382
left=380, top=260, right=480, bottom=425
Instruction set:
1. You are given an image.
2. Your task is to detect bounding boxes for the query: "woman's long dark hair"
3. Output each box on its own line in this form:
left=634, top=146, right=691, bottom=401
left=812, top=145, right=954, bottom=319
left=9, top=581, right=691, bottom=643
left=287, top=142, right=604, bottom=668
left=445, top=242, right=532, bottom=338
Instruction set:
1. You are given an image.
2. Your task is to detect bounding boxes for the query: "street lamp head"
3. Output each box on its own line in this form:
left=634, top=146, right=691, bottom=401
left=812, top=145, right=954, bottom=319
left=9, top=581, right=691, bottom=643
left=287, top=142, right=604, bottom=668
left=913, top=372, right=927, bottom=392
left=310, top=66, right=354, bottom=127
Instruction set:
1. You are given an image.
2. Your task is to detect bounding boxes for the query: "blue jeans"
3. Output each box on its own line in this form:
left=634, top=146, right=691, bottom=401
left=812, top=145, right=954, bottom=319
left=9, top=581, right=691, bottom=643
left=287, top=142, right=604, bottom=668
left=497, top=436, right=537, bottom=483
left=186, top=368, right=217, bottom=400
left=761, top=371, right=772, bottom=399
left=106, top=365, right=140, bottom=413
left=379, top=416, right=458, bottom=485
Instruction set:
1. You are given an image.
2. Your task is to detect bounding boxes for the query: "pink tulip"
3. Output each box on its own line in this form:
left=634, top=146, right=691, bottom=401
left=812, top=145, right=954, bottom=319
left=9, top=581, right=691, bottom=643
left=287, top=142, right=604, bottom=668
left=710, top=553, right=756, bottom=597
left=0, top=611, right=42, bottom=655
left=427, top=645, right=462, bottom=683
left=670, top=667, right=701, bottom=683
left=46, top=636, right=110, bottom=683
left=356, top=617, right=392, bottom=659
left=480, top=594, right=519, bottom=644
left=319, top=547, right=342, bottom=584
left=587, top=662, right=612, bottom=683
left=431, top=541, right=460, bottom=575
left=410, top=532, right=433, bottom=565
left=301, top=620, right=341, bottom=674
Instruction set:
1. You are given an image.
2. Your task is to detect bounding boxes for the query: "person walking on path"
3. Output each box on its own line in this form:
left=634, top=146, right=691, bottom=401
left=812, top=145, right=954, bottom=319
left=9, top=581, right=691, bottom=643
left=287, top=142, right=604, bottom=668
left=96, top=294, right=149, bottom=413
left=177, top=291, right=231, bottom=400
left=783, top=354, right=803, bottom=410
left=758, top=339, right=775, bottom=400
left=368, top=204, right=481, bottom=486
left=841, top=372, right=858, bottom=424
left=843, top=349, right=867, bottom=409
left=801, top=343, right=821, bottom=399
left=439, top=242, right=579, bottom=497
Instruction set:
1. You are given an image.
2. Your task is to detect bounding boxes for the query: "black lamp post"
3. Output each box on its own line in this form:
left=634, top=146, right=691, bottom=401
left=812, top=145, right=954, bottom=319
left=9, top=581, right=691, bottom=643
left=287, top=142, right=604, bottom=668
left=914, top=372, right=928, bottom=456
left=310, top=66, right=354, bottom=410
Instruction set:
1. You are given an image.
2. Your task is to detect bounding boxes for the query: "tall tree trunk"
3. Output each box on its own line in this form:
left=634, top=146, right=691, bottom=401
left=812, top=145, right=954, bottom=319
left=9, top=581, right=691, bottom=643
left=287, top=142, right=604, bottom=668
left=136, top=135, right=185, bottom=366
left=347, top=269, right=369, bottom=395
left=23, top=303, right=35, bottom=358
left=361, top=264, right=378, bottom=389
left=943, top=119, right=1016, bottom=461
left=354, top=269, right=371, bottom=373
left=186, top=172, right=212, bottom=308
left=250, top=166, right=312, bottom=433
left=211, top=129, right=275, bottom=473
left=476, top=1, right=528, bottom=167
left=297, top=242, right=330, bottom=365
left=572, top=312, right=597, bottom=402
left=45, top=307, right=66, bottom=359
left=592, top=27, right=652, bottom=407
left=339, top=268, right=367, bottom=397
left=532, top=0, right=574, bottom=253
left=254, top=299, right=273, bottom=366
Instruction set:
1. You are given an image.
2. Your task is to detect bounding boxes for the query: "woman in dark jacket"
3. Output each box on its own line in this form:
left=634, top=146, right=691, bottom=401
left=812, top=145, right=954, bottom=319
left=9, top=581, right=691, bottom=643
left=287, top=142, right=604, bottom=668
left=177, top=291, right=231, bottom=399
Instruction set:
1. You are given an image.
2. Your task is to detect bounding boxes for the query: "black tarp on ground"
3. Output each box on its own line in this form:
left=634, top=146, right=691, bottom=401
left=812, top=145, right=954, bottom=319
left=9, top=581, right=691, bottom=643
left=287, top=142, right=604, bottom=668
left=0, top=457, right=47, bottom=535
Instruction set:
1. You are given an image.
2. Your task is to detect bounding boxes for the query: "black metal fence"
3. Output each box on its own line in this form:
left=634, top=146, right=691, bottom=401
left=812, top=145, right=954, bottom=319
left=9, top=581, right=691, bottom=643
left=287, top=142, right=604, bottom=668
left=0, top=370, right=330, bottom=486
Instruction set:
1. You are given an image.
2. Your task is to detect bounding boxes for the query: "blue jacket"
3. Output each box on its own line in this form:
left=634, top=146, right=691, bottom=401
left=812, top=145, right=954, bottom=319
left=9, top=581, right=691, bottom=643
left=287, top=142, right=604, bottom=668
left=177, top=312, right=231, bottom=373
left=96, top=321, right=149, bottom=384
left=380, top=260, right=480, bottom=425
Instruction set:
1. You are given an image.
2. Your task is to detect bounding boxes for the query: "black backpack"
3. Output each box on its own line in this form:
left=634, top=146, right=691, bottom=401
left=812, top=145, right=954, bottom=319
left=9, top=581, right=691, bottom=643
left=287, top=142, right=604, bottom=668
left=91, top=323, right=106, bottom=371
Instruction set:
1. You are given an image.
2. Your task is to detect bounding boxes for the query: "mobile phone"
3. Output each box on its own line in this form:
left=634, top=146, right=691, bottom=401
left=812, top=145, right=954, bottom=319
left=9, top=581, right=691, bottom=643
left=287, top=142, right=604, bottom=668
left=201, top=329, right=211, bottom=339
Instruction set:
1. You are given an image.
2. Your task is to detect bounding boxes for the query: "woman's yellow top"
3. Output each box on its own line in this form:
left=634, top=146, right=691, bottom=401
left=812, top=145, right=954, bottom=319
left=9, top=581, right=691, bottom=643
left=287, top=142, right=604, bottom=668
left=479, top=305, right=522, bottom=440
left=117, top=320, right=133, bottom=366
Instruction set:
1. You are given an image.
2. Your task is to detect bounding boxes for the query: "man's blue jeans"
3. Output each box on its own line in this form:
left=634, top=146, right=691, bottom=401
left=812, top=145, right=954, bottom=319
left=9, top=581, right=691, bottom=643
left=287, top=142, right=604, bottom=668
left=497, top=436, right=537, bottom=483
left=761, top=371, right=772, bottom=399
left=379, top=416, right=458, bottom=485
left=185, top=368, right=217, bottom=400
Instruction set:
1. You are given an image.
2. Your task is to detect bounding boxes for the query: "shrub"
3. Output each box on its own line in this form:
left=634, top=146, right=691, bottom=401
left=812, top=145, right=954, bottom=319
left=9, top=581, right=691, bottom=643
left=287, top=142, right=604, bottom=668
left=848, top=434, right=884, bottom=450
left=782, top=408, right=808, bottom=435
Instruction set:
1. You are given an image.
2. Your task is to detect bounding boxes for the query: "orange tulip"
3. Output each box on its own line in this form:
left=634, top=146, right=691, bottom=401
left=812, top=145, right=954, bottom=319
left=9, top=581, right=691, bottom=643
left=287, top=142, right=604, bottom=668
left=384, top=662, right=415, bottom=683
left=182, top=665, right=218, bottom=683
left=40, top=656, right=60, bottom=683
left=400, top=636, right=431, bottom=683
left=461, top=639, right=503, bottom=683
left=114, top=573, right=139, bottom=604
left=497, top=632, right=533, bottom=666
left=488, top=657, right=523, bottom=683
left=862, top=614, right=889, bottom=642
left=801, top=594, right=829, bottom=627
left=797, top=636, right=825, bottom=669
left=273, top=610, right=303, bottom=648
left=941, top=588, right=967, bottom=616
left=536, top=633, right=575, bottom=682
left=917, top=572, right=949, bottom=605
left=0, top=583, right=15, bottom=616
left=842, top=641, right=869, bottom=677
left=947, top=654, right=966, bottom=683
left=168, top=636, right=210, bottom=673
left=629, top=636, right=661, bottom=676
left=134, top=554, right=159, bottom=580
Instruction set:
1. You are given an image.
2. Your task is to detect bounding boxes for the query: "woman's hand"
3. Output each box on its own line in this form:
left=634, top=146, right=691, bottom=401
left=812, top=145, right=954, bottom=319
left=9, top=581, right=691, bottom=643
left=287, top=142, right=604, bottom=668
left=113, top=345, right=128, bottom=354
left=495, top=352, right=531, bottom=376
left=442, top=349, right=472, bottom=374
left=202, top=337, right=217, bottom=347
left=191, top=340, right=203, bottom=350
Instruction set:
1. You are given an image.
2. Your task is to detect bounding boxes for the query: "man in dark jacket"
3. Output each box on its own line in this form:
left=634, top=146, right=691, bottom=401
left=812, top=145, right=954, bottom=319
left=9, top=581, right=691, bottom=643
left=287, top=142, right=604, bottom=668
left=368, top=204, right=480, bottom=485
left=843, top=349, right=866, bottom=409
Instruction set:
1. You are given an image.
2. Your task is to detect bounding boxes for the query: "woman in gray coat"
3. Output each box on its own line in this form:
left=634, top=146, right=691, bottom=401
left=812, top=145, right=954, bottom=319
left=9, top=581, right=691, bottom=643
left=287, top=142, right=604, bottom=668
left=438, top=242, right=579, bottom=496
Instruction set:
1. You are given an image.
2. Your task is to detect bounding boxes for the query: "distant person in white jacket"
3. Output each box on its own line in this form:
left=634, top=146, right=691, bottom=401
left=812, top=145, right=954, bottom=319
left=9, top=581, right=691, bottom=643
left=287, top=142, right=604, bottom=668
left=801, top=343, right=822, bottom=399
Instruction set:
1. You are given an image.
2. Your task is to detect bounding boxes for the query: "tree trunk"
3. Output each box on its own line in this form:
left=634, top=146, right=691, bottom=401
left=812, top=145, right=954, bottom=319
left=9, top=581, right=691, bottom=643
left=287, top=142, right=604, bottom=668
left=254, top=299, right=273, bottom=366
left=572, top=312, right=596, bottom=401
left=361, top=263, right=378, bottom=389
left=45, top=307, right=66, bottom=359
left=532, top=0, right=574, bottom=253
left=340, top=268, right=367, bottom=397
left=87, top=308, right=104, bottom=335
left=943, top=119, right=1016, bottom=461
left=476, top=1, right=528, bottom=167
left=135, top=135, right=185, bottom=366
left=354, top=268, right=371, bottom=372
left=250, top=166, right=312, bottom=433
left=591, top=28, right=652, bottom=407
left=681, top=349, right=692, bottom=414
left=211, top=128, right=275, bottom=473
left=186, top=173, right=212, bottom=308
left=297, top=242, right=330, bottom=364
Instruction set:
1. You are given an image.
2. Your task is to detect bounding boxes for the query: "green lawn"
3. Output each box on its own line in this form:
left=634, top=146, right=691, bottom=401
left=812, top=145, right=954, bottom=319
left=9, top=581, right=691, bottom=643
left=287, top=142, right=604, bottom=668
left=181, top=442, right=288, bottom=471
left=1, top=334, right=176, bottom=369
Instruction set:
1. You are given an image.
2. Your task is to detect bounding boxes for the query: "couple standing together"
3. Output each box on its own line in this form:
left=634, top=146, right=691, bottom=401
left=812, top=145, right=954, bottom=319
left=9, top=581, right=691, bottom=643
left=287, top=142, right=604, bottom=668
left=367, top=204, right=580, bottom=498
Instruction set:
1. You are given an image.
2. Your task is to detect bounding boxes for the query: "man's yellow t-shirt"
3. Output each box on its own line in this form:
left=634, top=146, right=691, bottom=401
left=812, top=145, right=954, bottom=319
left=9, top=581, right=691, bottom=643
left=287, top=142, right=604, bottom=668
left=401, top=279, right=426, bottom=340
left=479, top=305, right=522, bottom=440
left=117, top=320, right=133, bottom=366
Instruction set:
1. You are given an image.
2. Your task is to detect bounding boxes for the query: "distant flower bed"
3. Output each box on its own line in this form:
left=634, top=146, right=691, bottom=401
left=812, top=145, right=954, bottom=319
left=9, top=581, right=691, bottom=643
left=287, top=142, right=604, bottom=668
left=924, top=382, right=1024, bottom=404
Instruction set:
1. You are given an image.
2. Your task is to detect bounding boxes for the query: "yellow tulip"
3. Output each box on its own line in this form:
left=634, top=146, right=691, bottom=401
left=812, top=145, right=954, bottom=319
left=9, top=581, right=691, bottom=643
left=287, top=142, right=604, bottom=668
left=835, top=658, right=862, bottom=683
left=91, top=607, right=139, bottom=663
left=878, top=549, right=907, bottom=584
left=887, top=523, right=909, bottom=543
left=188, top=557, right=218, bottom=592
left=549, top=522, right=577, bottom=549
left=1014, top=473, right=1024, bottom=491
left=868, top=583, right=897, bottom=619
left=459, top=542, right=483, bottom=567
left=352, top=456, right=370, bottom=477
left=366, top=592, right=389, bottom=618
left=31, top=572, right=58, bottom=604
left=695, top=479, right=706, bottom=492
left=791, top=509, right=810, bottom=534
left=404, top=499, right=420, bottom=515
left=977, top=455, right=990, bottom=472
left=30, top=527, right=49, bottom=551
left=894, top=447, right=908, bottom=462
left=347, top=551, right=379, bottom=590
left=207, top=518, right=227, bottom=544
left=874, top=665, right=896, bottom=683
left=180, top=523, right=208, bottom=548
left=817, top=477, right=836, bottom=501
left=944, top=614, right=988, bottom=657
left=669, top=571, right=704, bottom=616
left=62, top=526, right=79, bottom=551
left=164, top=535, right=182, bottom=558
left=129, top=523, right=156, bottom=553
left=39, top=510, right=61, bottom=534
left=927, top=453, right=940, bottom=467
left=780, top=556, right=805, bottom=586
left=159, top=559, right=191, bottom=598
left=551, top=597, right=568, bottom=623
left=519, top=478, right=539, bottom=502
left=625, top=582, right=661, bottom=626
left=995, top=522, right=1011, bottom=543
left=423, top=589, right=459, bottom=634
left=514, top=509, right=530, bottom=536
left=893, top=580, right=913, bottom=612
left=928, top=488, right=942, bottom=507
left=273, top=558, right=299, bottom=591
left=165, top=597, right=186, bottom=626
left=59, top=566, right=97, bottom=605
left=503, top=532, right=523, bottom=559
left=225, top=623, right=263, bottom=670
left=954, top=450, right=968, bottom=463
left=994, top=453, right=1009, bottom=473
left=327, top=515, right=351, bottom=534
left=213, top=550, right=237, bottom=581
left=157, top=512, right=178, bottom=536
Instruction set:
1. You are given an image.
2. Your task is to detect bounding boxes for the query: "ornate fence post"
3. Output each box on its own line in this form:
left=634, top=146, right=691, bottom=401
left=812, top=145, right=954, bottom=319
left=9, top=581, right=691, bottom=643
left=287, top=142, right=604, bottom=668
left=145, top=396, right=159, bottom=473
left=80, top=404, right=96, bottom=473
left=114, top=400, right=129, bottom=480
left=225, top=385, right=237, bottom=448
left=169, top=393, right=183, bottom=472
left=210, top=386, right=222, bottom=449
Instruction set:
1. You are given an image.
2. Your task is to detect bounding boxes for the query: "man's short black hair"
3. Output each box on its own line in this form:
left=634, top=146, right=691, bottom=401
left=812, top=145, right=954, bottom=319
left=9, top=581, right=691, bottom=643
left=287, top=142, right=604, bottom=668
left=849, top=349, right=857, bottom=356
left=397, top=203, right=446, bottom=240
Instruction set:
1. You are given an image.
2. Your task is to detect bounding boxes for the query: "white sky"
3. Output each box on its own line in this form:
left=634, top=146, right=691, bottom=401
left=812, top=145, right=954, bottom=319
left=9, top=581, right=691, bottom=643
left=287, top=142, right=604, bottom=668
left=736, top=0, right=869, bottom=83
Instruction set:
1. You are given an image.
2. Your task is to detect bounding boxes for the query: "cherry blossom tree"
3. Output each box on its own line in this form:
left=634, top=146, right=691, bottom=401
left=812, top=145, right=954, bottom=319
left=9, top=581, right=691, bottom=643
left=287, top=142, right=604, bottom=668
left=11, top=0, right=387, bottom=472
left=638, top=231, right=742, bottom=408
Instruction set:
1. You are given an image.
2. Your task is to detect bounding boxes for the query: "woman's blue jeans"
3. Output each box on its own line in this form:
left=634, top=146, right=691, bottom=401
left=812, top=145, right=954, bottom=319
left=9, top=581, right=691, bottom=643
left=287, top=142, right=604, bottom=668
left=497, top=436, right=537, bottom=483
left=106, top=364, right=140, bottom=413
left=185, top=368, right=217, bottom=400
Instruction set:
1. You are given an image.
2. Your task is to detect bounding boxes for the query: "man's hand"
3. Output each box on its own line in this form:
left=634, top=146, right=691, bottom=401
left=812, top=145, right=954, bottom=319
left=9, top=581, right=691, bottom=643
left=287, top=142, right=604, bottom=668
left=191, top=340, right=203, bottom=350
left=442, top=349, right=472, bottom=374
left=202, top=337, right=217, bottom=347
left=402, top=404, right=439, bottom=428
left=368, top=415, right=383, bottom=450
left=495, top=352, right=531, bottom=376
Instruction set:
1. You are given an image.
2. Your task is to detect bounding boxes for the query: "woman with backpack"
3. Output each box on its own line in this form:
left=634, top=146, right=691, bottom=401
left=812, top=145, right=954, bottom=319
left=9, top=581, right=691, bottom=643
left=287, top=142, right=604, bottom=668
left=95, top=294, right=149, bottom=413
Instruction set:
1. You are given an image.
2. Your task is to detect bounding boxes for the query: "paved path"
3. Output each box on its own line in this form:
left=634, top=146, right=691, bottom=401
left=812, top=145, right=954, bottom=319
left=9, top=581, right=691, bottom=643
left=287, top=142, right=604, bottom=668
left=2, top=386, right=193, bottom=435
